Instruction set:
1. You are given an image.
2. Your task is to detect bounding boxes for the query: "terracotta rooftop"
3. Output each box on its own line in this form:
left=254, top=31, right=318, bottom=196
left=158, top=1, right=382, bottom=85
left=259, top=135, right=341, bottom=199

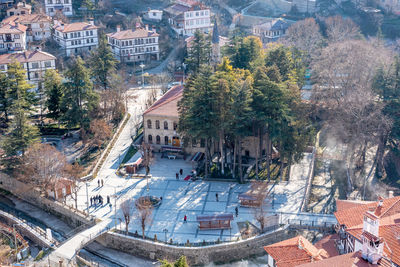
left=314, top=234, right=340, bottom=258
left=144, top=85, right=183, bottom=118
left=335, top=196, right=400, bottom=266
left=336, top=199, right=375, bottom=212
left=298, top=251, right=377, bottom=267
left=264, top=236, right=328, bottom=267
left=107, top=27, right=159, bottom=40
left=2, top=14, right=51, bottom=24
left=0, top=22, right=27, bottom=34
left=54, top=22, right=98, bottom=33
left=0, top=50, right=56, bottom=65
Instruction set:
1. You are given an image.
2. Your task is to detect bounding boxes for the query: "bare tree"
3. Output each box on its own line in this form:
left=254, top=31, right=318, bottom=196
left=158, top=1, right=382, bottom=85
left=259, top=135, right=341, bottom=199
left=281, top=18, right=323, bottom=62
left=65, top=162, right=84, bottom=209
left=144, top=88, right=159, bottom=109
left=121, top=199, right=133, bottom=234
left=249, top=181, right=270, bottom=233
left=135, top=198, right=153, bottom=239
left=88, top=119, right=112, bottom=149
left=140, top=141, right=153, bottom=176
left=324, top=15, right=361, bottom=43
left=20, top=143, right=68, bottom=196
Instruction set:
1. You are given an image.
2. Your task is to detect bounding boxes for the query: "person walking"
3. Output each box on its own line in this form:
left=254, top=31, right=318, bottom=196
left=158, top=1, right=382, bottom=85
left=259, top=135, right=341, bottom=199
left=90, top=197, right=93, bottom=206
left=235, top=206, right=238, bottom=217
left=184, top=215, right=187, bottom=223
left=101, top=179, right=104, bottom=187
left=179, top=169, right=183, bottom=176
left=109, top=203, right=112, bottom=212
left=97, top=180, right=100, bottom=187
left=176, top=173, right=179, bottom=180
left=107, top=195, right=110, bottom=204
left=216, top=193, right=219, bottom=202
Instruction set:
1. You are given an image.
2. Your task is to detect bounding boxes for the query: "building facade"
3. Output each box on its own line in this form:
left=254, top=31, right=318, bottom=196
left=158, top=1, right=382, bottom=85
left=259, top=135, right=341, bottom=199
left=252, top=18, right=293, bottom=44
left=143, top=9, right=163, bottom=22
left=6, top=2, right=31, bottom=16
left=2, top=14, right=52, bottom=42
left=53, top=21, right=98, bottom=56
left=164, top=0, right=212, bottom=36
left=0, top=22, right=26, bottom=53
left=0, top=49, right=56, bottom=84
left=107, top=25, right=159, bottom=63
left=44, top=0, right=72, bottom=17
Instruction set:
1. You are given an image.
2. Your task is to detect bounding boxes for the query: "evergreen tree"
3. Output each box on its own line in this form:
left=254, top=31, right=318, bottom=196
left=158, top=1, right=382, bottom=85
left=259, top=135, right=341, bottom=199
left=62, top=56, right=99, bottom=129
left=2, top=61, right=39, bottom=156
left=0, top=72, right=10, bottom=122
left=178, top=66, right=216, bottom=178
left=228, top=36, right=263, bottom=70
left=44, top=69, right=64, bottom=122
left=89, top=35, right=118, bottom=90
left=185, top=30, right=211, bottom=73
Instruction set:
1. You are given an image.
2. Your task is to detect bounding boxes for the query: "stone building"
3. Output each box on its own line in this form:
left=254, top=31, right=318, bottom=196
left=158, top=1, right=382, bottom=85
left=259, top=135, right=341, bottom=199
left=252, top=18, right=293, bottom=45
left=106, top=25, right=160, bottom=63
left=143, top=85, right=270, bottom=158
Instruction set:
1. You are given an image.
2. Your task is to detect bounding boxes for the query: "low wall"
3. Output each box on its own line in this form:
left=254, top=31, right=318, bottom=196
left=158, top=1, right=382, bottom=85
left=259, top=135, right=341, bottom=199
left=96, top=227, right=298, bottom=265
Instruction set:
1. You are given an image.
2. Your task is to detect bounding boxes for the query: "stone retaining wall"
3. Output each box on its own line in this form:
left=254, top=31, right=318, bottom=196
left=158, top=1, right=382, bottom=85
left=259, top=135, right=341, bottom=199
left=0, top=174, right=93, bottom=228
left=96, top=227, right=298, bottom=265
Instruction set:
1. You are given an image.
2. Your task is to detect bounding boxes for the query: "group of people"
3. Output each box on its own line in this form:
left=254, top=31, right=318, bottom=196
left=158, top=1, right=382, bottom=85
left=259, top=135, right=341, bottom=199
left=97, top=179, right=104, bottom=187
left=175, top=168, right=184, bottom=180
left=90, top=195, right=104, bottom=206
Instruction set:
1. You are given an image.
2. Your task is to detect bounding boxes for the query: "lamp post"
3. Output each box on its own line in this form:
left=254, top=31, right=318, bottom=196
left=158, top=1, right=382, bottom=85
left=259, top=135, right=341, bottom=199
left=139, top=63, right=145, bottom=88
left=13, top=223, right=22, bottom=256
left=85, top=182, right=89, bottom=216
left=163, top=228, right=168, bottom=242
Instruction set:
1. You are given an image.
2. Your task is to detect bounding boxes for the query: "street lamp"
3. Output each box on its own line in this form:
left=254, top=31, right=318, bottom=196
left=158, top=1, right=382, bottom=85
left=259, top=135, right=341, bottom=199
left=163, top=228, right=168, bottom=243
left=139, top=63, right=145, bottom=88
left=85, top=182, right=89, bottom=216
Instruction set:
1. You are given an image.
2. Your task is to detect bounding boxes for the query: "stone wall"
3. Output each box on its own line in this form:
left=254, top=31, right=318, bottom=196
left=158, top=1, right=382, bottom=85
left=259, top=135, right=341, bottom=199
left=0, top=174, right=93, bottom=228
left=96, top=227, right=298, bottom=265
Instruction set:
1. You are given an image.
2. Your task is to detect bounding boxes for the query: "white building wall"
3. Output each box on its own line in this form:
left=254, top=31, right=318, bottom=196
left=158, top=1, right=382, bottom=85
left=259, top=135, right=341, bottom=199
left=0, top=32, right=26, bottom=53
left=45, top=0, right=73, bottom=16
left=54, top=28, right=98, bottom=56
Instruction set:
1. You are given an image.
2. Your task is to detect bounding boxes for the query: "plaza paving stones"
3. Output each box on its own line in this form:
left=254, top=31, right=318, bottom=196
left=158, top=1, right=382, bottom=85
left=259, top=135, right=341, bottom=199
left=66, top=152, right=318, bottom=244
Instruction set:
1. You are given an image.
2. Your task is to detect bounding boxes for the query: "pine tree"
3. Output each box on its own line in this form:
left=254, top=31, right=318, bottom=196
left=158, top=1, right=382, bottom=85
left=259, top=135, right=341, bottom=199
left=0, top=72, right=10, bottom=122
left=89, top=34, right=118, bottom=90
left=2, top=61, right=39, bottom=156
left=62, top=56, right=99, bottom=129
left=185, top=30, right=211, bottom=73
left=44, top=69, right=64, bottom=122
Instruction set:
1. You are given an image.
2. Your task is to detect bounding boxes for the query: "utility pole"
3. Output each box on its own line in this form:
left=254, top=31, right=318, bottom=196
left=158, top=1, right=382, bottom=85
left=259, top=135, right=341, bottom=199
left=86, top=182, right=89, bottom=215
left=140, top=63, right=145, bottom=88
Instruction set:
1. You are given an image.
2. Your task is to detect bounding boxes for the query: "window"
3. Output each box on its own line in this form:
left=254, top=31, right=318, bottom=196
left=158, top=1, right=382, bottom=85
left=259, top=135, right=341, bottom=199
left=0, top=64, right=5, bottom=70
left=201, top=138, right=205, bottom=148
left=148, top=135, right=153, bottom=144
left=14, top=34, right=19, bottom=39
left=34, top=72, right=39, bottom=78
left=196, top=12, right=199, bottom=16
left=164, top=136, right=169, bottom=145
left=44, top=61, right=52, bottom=68
left=192, top=139, right=197, bottom=147
left=15, top=43, right=21, bottom=48
left=48, top=0, right=53, bottom=4
left=129, top=40, right=132, bottom=45
left=49, top=8, right=53, bottom=12
left=65, top=7, right=70, bottom=11
left=156, top=135, right=160, bottom=144
left=164, top=121, right=168, bottom=130
left=155, top=120, right=160, bottom=129
left=147, top=119, right=152, bottom=129
left=90, top=30, right=93, bottom=36
left=65, top=0, right=69, bottom=3
left=0, top=44, right=3, bottom=48
left=173, top=122, right=178, bottom=130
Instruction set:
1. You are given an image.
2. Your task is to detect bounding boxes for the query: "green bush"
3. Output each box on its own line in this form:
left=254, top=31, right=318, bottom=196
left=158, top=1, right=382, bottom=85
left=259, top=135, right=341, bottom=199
left=159, top=255, right=189, bottom=267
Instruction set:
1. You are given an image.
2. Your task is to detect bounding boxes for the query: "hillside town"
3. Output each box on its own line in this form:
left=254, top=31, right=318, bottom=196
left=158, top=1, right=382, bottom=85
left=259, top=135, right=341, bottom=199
left=0, top=0, right=400, bottom=266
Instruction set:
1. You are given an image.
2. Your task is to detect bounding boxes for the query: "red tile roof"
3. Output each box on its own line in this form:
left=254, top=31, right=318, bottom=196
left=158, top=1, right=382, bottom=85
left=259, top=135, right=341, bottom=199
left=264, top=236, right=328, bottom=267
left=314, top=234, right=340, bottom=258
left=143, top=85, right=183, bottom=118
left=0, top=22, right=26, bottom=34
left=336, top=199, right=374, bottom=212
left=0, top=50, right=55, bottom=64
left=107, top=28, right=159, bottom=40
left=335, top=196, right=400, bottom=266
left=54, top=22, right=98, bottom=33
left=2, top=14, right=51, bottom=24
left=297, top=251, right=377, bottom=267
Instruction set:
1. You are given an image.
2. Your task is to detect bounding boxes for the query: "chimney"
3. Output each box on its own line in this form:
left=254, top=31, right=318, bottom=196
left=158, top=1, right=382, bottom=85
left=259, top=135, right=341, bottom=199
left=145, top=24, right=148, bottom=31
left=88, top=19, right=94, bottom=26
left=23, top=2, right=26, bottom=7
left=388, top=191, right=394, bottom=198
left=116, top=25, right=121, bottom=32
left=378, top=196, right=383, bottom=207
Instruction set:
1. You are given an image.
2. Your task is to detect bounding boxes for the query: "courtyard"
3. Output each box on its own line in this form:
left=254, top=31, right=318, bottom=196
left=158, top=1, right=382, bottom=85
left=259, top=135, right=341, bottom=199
left=66, top=151, right=335, bottom=244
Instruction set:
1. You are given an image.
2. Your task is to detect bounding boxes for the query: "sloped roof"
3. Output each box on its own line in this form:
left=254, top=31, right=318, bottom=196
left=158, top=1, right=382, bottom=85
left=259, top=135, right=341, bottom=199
left=297, top=251, right=375, bottom=267
left=144, top=85, right=183, bottom=118
left=0, top=22, right=27, bottom=34
left=254, top=18, right=292, bottom=31
left=314, top=234, right=340, bottom=258
left=54, top=22, right=98, bottom=33
left=107, top=28, right=159, bottom=40
left=0, top=50, right=56, bottom=64
left=2, top=14, right=51, bottom=24
left=336, top=199, right=374, bottom=212
left=264, top=236, right=328, bottom=267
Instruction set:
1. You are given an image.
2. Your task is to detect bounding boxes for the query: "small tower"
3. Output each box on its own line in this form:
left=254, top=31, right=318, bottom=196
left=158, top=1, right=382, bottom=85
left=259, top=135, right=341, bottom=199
left=211, top=20, right=220, bottom=65
left=361, top=201, right=384, bottom=264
